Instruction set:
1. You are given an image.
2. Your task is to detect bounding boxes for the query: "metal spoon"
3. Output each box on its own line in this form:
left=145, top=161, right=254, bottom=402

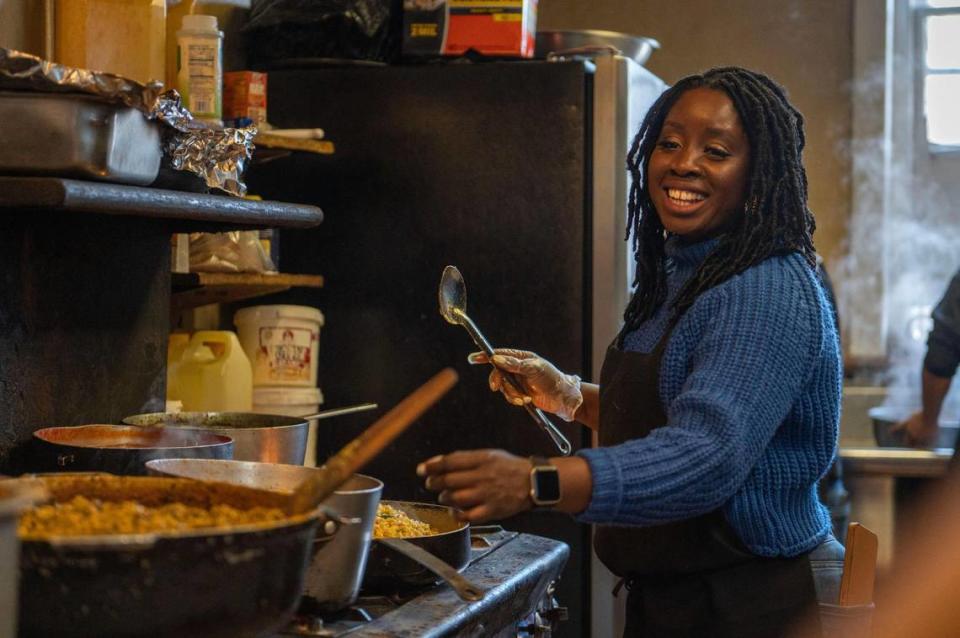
left=438, top=266, right=572, bottom=456
left=300, top=403, right=379, bottom=421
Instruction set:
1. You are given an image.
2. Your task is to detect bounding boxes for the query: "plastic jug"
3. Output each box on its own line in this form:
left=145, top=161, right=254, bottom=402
left=176, top=330, right=252, bottom=411
left=165, top=332, right=191, bottom=401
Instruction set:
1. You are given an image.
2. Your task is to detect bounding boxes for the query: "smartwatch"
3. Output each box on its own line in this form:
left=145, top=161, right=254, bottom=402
left=529, top=456, right=561, bottom=507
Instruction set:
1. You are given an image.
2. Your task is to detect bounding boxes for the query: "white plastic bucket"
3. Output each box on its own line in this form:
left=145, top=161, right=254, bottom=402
left=235, top=305, right=324, bottom=388
left=252, top=386, right=324, bottom=467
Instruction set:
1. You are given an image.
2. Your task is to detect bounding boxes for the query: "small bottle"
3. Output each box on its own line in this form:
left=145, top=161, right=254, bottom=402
left=176, top=13, right=223, bottom=122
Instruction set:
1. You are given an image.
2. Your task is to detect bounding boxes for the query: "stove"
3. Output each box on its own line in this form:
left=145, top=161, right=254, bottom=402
left=277, top=527, right=568, bottom=638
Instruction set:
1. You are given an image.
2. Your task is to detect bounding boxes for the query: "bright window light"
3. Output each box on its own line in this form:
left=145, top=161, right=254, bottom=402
left=925, top=74, right=960, bottom=145
left=925, top=15, right=960, bottom=68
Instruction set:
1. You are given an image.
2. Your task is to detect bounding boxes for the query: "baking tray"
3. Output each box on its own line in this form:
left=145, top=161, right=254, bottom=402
left=0, top=91, right=161, bottom=185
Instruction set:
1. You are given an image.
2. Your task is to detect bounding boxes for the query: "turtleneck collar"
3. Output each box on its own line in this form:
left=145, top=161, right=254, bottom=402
left=664, top=235, right=719, bottom=273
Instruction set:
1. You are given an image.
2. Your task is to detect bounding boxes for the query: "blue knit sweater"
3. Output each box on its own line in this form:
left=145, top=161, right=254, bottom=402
left=577, top=236, right=841, bottom=558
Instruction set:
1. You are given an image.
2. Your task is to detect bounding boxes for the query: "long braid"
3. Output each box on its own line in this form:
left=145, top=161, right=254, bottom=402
left=621, top=67, right=817, bottom=340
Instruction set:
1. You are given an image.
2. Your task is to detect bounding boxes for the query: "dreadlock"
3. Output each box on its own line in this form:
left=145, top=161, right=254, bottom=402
left=620, top=66, right=817, bottom=343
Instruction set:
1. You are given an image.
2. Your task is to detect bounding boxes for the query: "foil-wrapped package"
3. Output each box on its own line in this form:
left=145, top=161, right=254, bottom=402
left=0, top=47, right=255, bottom=196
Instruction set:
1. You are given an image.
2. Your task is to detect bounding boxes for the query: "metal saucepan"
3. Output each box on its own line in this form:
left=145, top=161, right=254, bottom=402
left=31, top=425, right=233, bottom=476
left=122, top=403, right=378, bottom=465
left=870, top=405, right=960, bottom=449
left=364, top=500, right=483, bottom=601
left=146, top=460, right=484, bottom=602
left=535, top=29, right=660, bottom=64
left=13, top=473, right=337, bottom=638
left=123, top=412, right=308, bottom=464
left=145, top=458, right=383, bottom=612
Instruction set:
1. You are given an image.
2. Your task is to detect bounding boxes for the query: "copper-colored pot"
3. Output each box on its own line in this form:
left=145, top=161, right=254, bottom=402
left=32, top=425, right=233, bottom=476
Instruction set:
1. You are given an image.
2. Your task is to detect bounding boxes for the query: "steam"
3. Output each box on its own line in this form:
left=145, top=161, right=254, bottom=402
left=834, top=55, right=960, bottom=420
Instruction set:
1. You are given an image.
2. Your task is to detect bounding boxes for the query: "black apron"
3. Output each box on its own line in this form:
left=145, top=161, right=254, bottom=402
left=595, top=325, right=820, bottom=637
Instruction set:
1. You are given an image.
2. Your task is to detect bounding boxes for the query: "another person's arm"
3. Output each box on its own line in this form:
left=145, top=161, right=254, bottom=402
left=897, top=271, right=960, bottom=446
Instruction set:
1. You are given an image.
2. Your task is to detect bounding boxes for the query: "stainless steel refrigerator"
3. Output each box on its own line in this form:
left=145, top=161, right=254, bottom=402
left=248, top=56, right=665, bottom=637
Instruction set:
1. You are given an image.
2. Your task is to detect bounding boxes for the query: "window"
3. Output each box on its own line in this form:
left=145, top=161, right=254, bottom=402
left=915, top=0, right=960, bottom=149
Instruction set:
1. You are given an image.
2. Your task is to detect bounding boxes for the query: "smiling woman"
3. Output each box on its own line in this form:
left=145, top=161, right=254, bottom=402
left=421, top=66, right=842, bottom=638
left=647, top=88, right=751, bottom=240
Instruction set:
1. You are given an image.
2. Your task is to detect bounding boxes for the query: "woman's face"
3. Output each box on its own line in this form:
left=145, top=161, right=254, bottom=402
left=647, top=87, right=751, bottom=241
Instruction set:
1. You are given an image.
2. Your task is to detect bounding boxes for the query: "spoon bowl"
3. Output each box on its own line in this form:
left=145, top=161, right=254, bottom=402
left=439, top=265, right=468, bottom=326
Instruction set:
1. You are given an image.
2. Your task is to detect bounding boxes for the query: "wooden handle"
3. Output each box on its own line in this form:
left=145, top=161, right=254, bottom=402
left=840, top=522, right=878, bottom=606
left=288, top=368, right=458, bottom=513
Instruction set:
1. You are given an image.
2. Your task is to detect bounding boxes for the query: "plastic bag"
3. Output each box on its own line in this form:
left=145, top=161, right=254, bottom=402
left=189, top=231, right=276, bottom=273
left=246, top=0, right=402, bottom=65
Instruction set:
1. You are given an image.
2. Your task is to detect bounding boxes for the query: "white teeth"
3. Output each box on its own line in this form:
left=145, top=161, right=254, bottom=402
left=667, top=188, right=705, bottom=202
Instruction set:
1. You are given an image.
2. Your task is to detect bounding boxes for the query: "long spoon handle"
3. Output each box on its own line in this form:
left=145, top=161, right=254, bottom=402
left=300, top=403, right=379, bottom=421
left=455, top=311, right=573, bottom=456
left=288, top=368, right=459, bottom=514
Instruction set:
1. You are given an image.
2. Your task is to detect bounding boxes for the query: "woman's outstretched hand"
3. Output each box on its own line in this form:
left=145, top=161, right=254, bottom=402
left=469, top=349, right=583, bottom=422
left=417, top=450, right=532, bottom=522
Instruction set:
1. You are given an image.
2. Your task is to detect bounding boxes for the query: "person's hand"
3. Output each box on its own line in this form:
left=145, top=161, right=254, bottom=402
left=417, top=450, right=532, bottom=522
left=469, top=349, right=583, bottom=422
left=892, top=410, right=939, bottom=447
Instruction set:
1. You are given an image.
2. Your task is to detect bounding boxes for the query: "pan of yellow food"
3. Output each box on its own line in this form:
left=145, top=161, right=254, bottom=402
left=145, top=460, right=485, bottom=604
left=11, top=473, right=338, bottom=638
left=364, top=500, right=484, bottom=601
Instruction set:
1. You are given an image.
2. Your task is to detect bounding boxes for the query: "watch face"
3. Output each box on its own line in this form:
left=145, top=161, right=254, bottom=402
left=534, top=467, right=561, bottom=504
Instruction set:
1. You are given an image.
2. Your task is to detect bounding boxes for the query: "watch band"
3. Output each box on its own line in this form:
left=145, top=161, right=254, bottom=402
left=529, top=456, right=561, bottom=507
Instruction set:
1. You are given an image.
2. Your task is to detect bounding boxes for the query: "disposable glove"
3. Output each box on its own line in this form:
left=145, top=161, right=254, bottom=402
left=469, top=349, right=583, bottom=422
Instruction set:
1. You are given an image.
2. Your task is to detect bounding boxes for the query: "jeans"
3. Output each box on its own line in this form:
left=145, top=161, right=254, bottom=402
left=809, top=535, right=845, bottom=605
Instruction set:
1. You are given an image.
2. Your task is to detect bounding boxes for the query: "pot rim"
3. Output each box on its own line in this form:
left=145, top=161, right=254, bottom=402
left=122, top=412, right=308, bottom=431
left=33, top=425, right=233, bottom=450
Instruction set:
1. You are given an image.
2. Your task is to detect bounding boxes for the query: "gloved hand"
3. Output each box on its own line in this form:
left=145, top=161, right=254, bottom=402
left=469, top=349, right=583, bottom=422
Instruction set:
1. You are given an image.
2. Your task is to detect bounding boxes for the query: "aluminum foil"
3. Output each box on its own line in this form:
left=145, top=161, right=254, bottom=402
left=0, top=47, right=254, bottom=196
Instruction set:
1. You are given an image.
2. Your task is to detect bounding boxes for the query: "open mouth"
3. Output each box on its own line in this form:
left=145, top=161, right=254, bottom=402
left=664, top=187, right=707, bottom=209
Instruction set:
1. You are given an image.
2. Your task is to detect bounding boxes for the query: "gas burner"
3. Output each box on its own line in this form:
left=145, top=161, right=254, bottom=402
left=280, top=607, right=374, bottom=637
left=279, top=526, right=523, bottom=637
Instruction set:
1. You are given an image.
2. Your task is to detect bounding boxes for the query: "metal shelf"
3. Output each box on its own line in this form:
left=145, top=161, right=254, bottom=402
left=0, top=177, right=323, bottom=230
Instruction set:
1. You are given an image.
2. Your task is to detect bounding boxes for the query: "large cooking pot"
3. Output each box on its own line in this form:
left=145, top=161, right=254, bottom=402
left=0, top=480, right=44, bottom=638
left=870, top=406, right=960, bottom=449
left=146, top=461, right=484, bottom=603
left=123, top=411, right=307, bottom=464
left=14, top=473, right=335, bottom=638
left=535, top=29, right=660, bottom=64
left=32, top=425, right=233, bottom=475
left=145, top=458, right=383, bottom=611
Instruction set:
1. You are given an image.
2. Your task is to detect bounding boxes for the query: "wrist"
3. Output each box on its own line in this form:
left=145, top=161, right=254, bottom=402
left=558, top=374, right=584, bottom=422
left=550, top=456, right=592, bottom=515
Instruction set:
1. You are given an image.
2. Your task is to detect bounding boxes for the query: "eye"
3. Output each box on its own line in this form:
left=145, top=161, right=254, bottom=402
left=656, top=139, right=680, bottom=151
left=706, top=146, right=731, bottom=159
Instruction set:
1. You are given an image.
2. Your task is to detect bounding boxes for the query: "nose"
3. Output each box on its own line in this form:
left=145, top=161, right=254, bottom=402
left=670, top=147, right=702, bottom=176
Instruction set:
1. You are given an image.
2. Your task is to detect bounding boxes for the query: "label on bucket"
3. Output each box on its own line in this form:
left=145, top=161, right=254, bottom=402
left=255, top=326, right=315, bottom=382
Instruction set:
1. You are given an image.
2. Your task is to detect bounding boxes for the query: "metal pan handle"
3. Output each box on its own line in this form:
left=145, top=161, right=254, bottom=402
left=378, top=538, right=485, bottom=602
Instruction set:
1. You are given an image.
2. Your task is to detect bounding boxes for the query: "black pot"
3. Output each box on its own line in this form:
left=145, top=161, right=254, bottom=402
left=17, top=473, right=329, bottom=638
left=31, top=425, right=233, bottom=476
left=363, top=500, right=471, bottom=591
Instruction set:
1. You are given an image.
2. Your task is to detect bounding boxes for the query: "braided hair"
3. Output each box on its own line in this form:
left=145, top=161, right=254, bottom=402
left=620, top=66, right=817, bottom=340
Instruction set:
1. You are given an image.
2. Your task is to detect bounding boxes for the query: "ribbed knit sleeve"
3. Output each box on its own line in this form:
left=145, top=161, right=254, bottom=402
left=577, top=255, right=832, bottom=536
